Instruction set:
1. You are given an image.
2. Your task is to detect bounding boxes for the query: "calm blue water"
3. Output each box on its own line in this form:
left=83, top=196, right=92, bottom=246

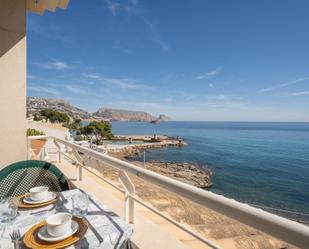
left=111, top=121, right=309, bottom=213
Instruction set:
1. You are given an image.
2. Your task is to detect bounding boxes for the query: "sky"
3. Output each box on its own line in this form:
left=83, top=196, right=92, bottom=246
left=27, top=0, right=309, bottom=121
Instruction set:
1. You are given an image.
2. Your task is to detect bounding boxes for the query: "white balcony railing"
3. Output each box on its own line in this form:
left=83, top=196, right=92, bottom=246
left=27, top=135, right=309, bottom=249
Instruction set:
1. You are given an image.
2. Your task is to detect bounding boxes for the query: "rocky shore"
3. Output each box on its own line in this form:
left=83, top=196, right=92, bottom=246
left=110, top=150, right=212, bottom=188
left=140, top=160, right=212, bottom=189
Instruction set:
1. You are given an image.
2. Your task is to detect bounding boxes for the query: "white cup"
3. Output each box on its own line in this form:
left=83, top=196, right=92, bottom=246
left=46, top=213, right=72, bottom=237
left=29, top=186, right=49, bottom=201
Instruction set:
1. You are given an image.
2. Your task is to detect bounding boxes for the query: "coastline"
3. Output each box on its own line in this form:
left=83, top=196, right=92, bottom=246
left=27, top=121, right=295, bottom=248
left=28, top=120, right=309, bottom=215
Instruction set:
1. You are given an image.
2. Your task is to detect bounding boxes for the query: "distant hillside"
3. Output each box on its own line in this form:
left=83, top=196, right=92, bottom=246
left=27, top=97, right=93, bottom=120
left=27, top=97, right=171, bottom=122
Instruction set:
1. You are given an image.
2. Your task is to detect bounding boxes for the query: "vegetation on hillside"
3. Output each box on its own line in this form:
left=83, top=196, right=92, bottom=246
left=40, top=109, right=70, bottom=123
left=26, top=128, right=45, bottom=136
left=33, top=108, right=72, bottom=127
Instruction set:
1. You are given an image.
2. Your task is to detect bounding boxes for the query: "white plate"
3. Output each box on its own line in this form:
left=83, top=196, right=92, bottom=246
left=23, top=192, right=57, bottom=204
left=37, top=220, right=79, bottom=242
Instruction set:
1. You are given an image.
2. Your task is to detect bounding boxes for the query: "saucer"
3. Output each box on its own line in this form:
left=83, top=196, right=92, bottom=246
left=37, top=220, right=79, bottom=242
left=23, top=192, right=58, bottom=205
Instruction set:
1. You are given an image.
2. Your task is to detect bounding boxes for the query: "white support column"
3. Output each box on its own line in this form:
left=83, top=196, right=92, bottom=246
left=53, top=139, right=61, bottom=163
left=119, top=171, right=135, bottom=224
left=72, top=149, right=83, bottom=181
left=27, top=139, right=31, bottom=160
left=39, top=147, right=46, bottom=160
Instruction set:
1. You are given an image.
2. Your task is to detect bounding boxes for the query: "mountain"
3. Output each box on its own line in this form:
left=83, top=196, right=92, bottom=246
left=94, top=107, right=156, bottom=122
left=27, top=97, right=171, bottom=122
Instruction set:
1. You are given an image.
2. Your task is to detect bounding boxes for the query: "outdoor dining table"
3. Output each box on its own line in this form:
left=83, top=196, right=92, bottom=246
left=0, top=189, right=134, bottom=249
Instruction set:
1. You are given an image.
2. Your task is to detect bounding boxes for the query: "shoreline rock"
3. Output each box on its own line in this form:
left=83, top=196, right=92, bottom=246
left=112, top=151, right=213, bottom=188
left=141, top=160, right=213, bottom=189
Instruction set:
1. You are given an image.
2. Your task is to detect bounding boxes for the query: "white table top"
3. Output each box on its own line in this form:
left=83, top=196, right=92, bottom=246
left=0, top=189, right=133, bottom=248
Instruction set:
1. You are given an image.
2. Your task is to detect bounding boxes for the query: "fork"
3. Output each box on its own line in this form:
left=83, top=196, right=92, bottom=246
left=10, top=229, right=20, bottom=249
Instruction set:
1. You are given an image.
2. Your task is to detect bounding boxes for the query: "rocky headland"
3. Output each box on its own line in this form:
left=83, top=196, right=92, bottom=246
left=94, top=107, right=155, bottom=121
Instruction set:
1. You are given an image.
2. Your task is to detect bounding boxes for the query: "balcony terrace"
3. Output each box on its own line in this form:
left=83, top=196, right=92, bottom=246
left=27, top=134, right=309, bottom=249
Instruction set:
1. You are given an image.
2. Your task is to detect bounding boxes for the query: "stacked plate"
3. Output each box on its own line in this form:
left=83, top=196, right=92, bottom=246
left=18, top=186, right=58, bottom=208
left=23, top=216, right=88, bottom=248
left=23, top=192, right=58, bottom=205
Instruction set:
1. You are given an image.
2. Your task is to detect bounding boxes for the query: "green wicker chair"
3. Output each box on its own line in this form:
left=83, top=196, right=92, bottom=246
left=0, top=160, right=70, bottom=198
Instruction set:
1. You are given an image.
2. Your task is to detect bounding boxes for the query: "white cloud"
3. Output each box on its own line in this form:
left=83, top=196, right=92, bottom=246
left=33, top=61, right=69, bottom=70
left=193, top=68, right=220, bottom=80
left=102, top=77, right=141, bottom=89
left=105, top=0, right=120, bottom=16
left=27, top=18, right=72, bottom=44
left=257, top=77, right=309, bottom=93
left=144, top=20, right=169, bottom=51
left=208, top=83, right=215, bottom=88
left=105, top=0, right=138, bottom=16
left=52, top=62, right=69, bottom=70
left=83, top=73, right=151, bottom=90
left=287, top=91, right=309, bottom=96
left=206, top=94, right=227, bottom=101
left=27, top=85, right=60, bottom=95
left=64, top=85, right=88, bottom=94
left=161, top=73, right=177, bottom=83
left=27, top=74, right=36, bottom=80
left=104, top=0, right=169, bottom=51
left=83, top=73, right=102, bottom=80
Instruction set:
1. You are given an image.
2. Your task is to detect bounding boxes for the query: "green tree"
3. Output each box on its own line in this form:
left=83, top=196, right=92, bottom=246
left=33, top=114, right=42, bottom=121
left=40, top=109, right=70, bottom=124
left=79, top=121, right=113, bottom=140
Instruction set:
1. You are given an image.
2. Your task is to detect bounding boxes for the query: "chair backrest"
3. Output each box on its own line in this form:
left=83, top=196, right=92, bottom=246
left=0, top=160, right=70, bottom=198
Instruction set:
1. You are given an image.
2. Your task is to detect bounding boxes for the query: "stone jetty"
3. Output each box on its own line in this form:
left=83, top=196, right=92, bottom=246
left=105, top=134, right=187, bottom=154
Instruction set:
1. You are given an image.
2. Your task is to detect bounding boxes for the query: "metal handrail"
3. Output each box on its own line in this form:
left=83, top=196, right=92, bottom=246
left=27, top=135, right=309, bottom=248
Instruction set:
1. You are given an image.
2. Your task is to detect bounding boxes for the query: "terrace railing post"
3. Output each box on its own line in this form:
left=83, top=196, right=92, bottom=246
left=119, top=171, right=135, bottom=224
left=27, top=138, right=31, bottom=160
left=72, top=149, right=83, bottom=181
left=53, top=139, right=61, bottom=163
left=39, top=147, right=46, bottom=160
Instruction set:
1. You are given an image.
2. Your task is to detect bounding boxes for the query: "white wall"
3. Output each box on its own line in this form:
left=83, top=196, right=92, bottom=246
left=0, top=0, right=27, bottom=169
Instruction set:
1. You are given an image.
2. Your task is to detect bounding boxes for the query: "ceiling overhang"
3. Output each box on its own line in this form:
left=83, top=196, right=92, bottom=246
left=27, top=0, right=70, bottom=15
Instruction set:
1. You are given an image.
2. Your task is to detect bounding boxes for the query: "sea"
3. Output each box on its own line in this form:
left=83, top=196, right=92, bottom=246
left=111, top=121, right=309, bottom=215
